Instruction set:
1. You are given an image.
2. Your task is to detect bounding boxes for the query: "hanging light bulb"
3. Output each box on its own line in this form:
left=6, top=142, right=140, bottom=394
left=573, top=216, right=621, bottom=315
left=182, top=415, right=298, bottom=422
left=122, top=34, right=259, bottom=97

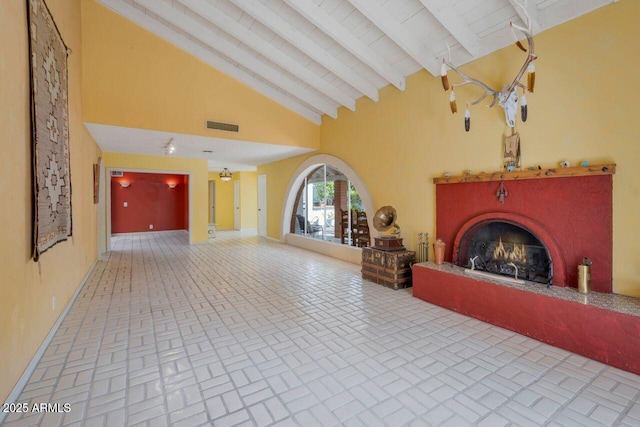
left=219, top=168, right=233, bottom=182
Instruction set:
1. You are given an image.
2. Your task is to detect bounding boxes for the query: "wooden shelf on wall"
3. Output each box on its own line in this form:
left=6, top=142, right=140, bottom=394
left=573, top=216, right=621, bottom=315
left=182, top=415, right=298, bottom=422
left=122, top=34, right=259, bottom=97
left=433, top=164, right=616, bottom=185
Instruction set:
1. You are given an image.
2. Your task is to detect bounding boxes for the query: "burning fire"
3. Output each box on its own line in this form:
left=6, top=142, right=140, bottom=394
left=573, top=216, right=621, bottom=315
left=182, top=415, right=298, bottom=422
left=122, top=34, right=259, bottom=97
left=493, top=238, right=527, bottom=262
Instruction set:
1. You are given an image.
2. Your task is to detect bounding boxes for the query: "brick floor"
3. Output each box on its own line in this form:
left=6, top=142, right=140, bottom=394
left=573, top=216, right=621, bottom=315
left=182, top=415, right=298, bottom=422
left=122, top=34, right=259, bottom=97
left=3, top=231, right=639, bottom=426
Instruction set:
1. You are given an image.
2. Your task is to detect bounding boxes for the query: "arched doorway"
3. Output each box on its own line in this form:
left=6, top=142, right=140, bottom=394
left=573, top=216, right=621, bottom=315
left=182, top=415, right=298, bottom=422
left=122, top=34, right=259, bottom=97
left=281, top=155, right=374, bottom=263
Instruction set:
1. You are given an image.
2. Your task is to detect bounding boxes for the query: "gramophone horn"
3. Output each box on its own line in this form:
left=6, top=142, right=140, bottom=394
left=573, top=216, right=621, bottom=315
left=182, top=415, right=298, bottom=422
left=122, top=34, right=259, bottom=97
left=373, top=206, right=397, bottom=232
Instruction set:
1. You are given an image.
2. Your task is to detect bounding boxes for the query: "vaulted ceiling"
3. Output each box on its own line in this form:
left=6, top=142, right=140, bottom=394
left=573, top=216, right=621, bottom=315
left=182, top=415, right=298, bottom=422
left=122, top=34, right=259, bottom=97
left=96, top=0, right=616, bottom=126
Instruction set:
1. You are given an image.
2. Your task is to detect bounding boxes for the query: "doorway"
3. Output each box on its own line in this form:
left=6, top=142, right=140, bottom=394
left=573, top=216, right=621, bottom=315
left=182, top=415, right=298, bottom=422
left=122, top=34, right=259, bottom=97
left=258, top=174, right=267, bottom=237
left=105, top=168, right=193, bottom=251
left=209, top=180, right=216, bottom=224
left=234, top=180, right=240, bottom=230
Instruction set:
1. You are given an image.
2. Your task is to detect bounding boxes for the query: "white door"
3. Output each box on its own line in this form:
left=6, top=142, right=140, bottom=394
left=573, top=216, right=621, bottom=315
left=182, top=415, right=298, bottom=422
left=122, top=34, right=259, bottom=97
left=209, top=181, right=216, bottom=224
left=234, top=180, right=240, bottom=230
left=257, top=174, right=267, bottom=237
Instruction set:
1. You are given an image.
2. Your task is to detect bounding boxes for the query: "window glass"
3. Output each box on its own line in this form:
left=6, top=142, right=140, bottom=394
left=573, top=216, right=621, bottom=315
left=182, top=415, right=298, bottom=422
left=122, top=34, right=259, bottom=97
left=293, top=164, right=369, bottom=247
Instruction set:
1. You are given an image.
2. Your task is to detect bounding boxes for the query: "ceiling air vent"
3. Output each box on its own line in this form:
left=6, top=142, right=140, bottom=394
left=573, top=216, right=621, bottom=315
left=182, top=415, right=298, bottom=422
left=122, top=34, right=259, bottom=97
left=111, top=170, right=124, bottom=177
left=206, top=120, right=239, bottom=133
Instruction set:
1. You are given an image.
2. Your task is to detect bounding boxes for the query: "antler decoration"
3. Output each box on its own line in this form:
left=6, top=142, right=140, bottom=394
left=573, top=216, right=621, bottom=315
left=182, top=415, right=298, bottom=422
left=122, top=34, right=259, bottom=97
left=441, top=0, right=537, bottom=131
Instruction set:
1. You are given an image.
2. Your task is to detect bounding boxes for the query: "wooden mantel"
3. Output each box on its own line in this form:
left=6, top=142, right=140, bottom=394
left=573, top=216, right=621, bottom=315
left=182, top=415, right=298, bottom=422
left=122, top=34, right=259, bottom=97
left=433, top=163, right=616, bottom=184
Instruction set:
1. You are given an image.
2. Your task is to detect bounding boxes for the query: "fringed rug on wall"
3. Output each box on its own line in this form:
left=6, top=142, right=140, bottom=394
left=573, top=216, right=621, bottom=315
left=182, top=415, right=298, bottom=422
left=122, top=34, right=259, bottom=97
left=28, top=0, right=72, bottom=261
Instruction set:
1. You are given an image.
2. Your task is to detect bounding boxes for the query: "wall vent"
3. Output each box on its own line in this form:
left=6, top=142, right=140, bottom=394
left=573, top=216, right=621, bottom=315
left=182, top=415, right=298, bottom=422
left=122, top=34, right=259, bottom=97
left=111, top=170, right=124, bottom=177
left=206, top=120, right=239, bottom=133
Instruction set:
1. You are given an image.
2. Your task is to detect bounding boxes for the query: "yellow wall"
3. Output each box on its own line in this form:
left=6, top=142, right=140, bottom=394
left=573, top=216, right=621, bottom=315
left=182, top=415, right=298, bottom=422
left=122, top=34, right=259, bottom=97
left=259, top=0, right=640, bottom=296
left=0, top=0, right=101, bottom=401
left=259, top=155, right=315, bottom=237
left=208, top=172, right=234, bottom=229
left=239, top=172, right=258, bottom=230
left=103, top=153, right=209, bottom=242
left=81, top=0, right=319, bottom=150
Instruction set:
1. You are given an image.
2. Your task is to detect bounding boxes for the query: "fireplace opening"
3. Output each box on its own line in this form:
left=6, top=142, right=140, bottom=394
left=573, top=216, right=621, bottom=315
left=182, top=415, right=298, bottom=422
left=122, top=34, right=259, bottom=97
left=457, top=221, right=552, bottom=285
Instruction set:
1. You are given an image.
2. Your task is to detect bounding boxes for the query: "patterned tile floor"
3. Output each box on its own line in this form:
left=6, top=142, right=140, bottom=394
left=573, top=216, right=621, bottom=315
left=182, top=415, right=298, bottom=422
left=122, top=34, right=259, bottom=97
left=3, top=231, right=640, bottom=427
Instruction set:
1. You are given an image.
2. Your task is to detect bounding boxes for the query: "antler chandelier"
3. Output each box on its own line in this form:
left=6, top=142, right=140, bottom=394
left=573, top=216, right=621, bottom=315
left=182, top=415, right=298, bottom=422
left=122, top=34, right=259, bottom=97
left=440, top=0, right=537, bottom=132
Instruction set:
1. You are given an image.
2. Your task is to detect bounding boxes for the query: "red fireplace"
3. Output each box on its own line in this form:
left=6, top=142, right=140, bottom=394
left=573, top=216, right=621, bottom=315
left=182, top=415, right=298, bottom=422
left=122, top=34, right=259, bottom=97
left=412, top=165, right=640, bottom=376
left=435, top=167, right=614, bottom=292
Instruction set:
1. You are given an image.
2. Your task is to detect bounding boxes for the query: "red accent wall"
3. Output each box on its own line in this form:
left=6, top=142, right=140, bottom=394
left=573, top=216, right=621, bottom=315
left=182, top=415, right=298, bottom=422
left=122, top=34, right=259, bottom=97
left=436, top=175, right=613, bottom=293
left=413, top=265, right=640, bottom=376
left=111, top=172, right=188, bottom=234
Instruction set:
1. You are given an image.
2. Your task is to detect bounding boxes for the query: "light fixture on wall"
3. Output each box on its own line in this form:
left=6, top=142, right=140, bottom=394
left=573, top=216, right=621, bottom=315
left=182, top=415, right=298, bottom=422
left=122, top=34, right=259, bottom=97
left=120, top=182, right=130, bottom=188
left=165, top=137, right=176, bottom=155
left=219, top=168, right=233, bottom=182
left=167, top=183, right=177, bottom=189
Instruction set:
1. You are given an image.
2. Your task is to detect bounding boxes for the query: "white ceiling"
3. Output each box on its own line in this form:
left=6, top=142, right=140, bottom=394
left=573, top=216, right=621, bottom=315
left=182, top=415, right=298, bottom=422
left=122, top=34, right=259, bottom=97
left=86, top=123, right=316, bottom=171
left=91, top=0, right=617, bottom=170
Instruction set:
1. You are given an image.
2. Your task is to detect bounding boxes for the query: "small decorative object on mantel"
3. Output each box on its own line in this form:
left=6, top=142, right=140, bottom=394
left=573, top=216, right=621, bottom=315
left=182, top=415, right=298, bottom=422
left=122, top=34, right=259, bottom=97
left=373, top=206, right=405, bottom=251
left=439, top=0, right=536, bottom=131
left=433, top=164, right=616, bottom=185
left=504, top=131, right=521, bottom=171
left=561, top=161, right=571, bottom=168
left=581, top=161, right=590, bottom=167
left=433, top=238, right=446, bottom=265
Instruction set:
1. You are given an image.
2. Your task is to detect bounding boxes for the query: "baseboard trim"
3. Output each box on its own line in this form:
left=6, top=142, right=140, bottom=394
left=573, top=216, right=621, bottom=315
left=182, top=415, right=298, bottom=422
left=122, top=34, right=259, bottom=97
left=0, top=260, right=98, bottom=422
left=285, top=233, right=362, bottom=264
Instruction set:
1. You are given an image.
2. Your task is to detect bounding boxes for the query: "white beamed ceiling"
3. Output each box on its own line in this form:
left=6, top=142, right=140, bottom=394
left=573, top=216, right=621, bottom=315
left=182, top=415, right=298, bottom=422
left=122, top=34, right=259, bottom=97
left=92, top=0, right=617, bottom=171
left=97, top=0, right=616, bottom=125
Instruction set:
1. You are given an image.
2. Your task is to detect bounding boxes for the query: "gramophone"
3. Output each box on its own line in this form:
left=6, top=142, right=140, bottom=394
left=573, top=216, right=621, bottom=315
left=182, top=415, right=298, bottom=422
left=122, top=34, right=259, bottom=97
left=373, top=206, right=405, bottom=251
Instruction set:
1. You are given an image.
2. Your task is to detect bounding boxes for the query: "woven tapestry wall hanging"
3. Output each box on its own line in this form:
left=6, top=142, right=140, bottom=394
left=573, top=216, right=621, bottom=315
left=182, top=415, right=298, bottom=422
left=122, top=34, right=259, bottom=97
left=28, top=0, right=72, bottom=261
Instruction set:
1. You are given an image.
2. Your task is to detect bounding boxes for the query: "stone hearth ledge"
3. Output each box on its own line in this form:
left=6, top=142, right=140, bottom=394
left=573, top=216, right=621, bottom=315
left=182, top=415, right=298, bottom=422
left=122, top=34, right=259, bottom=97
left=413, top=261, right=640, bottom=374
left=414, top=262, right=640, bottom=317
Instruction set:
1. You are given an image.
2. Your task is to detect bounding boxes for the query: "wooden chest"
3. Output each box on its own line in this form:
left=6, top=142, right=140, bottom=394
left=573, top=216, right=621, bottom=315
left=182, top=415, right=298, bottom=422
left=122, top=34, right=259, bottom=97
left=362, top=247, right=416, bottom=290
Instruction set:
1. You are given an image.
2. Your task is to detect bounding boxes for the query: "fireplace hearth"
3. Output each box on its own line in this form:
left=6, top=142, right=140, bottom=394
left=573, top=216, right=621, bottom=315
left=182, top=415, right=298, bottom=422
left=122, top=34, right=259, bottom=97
left=458, top=221, right=552, bottom=285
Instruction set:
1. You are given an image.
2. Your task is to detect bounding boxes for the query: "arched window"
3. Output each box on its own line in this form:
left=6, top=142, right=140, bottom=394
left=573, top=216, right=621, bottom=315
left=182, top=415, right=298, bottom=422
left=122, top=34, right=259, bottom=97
left=291, top=164, right=370, bottom=247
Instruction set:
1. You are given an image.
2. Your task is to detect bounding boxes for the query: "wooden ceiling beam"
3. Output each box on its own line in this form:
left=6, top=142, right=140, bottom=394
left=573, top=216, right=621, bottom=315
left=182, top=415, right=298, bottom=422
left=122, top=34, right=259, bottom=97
left=227, top=0, right=380, bottom=102
left=178, top=0, right=357, bottom=111
left=417, top=0, right=483, bottom=57
left=134, top=0, right=339, bottom=118
left=508, top=0, right=541, bottom=34
left=282, top=0, right=405, bottom=91
left=346, top=0, right=440, bottom=76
